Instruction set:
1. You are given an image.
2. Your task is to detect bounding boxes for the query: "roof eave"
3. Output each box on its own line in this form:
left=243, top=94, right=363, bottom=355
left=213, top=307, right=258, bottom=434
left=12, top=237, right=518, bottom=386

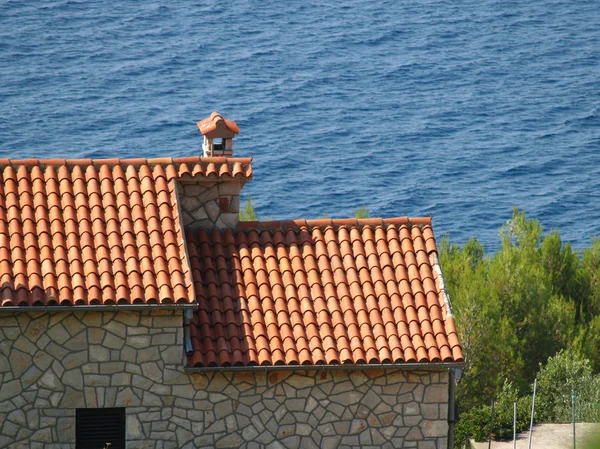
left=184, top=361, right=466, bottom=373
left=0, top=303, right=198, bottom=313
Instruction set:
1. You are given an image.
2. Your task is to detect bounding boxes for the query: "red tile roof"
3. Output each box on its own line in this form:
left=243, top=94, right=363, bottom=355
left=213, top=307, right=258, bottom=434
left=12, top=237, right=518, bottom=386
left=186, top=218, right=464, bottom=367
left=197, top=112, right=240, bottom=137
left=0, top=157, right=251, bottom=307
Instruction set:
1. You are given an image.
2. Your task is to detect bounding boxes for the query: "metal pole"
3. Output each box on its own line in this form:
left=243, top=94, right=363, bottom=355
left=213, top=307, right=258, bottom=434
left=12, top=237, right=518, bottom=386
left=572, top=389, right=577, bottom=449
left=528, top=379, right=537, bottom=449
left=514, top=401, right=517, bottom=449
left=488, top=399, right=496, bottom=449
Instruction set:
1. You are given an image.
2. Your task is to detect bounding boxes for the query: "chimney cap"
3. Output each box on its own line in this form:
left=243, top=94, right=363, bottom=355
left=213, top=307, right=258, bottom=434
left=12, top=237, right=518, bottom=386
left=197, top=112, right=239, bottom=138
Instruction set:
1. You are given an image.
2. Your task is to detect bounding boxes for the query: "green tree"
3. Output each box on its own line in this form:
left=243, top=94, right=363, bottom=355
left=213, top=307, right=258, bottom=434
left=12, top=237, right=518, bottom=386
left=440, top=207, right=600, bottom=447
left=573, top=315, right=600, bottom=372
left=439, top=237, right=504, bottom=407
left=575, top=239, right=600, bottom=371
left=239, top=195, right=257, bottom=221
left=443, top=208, right=580, bottom=409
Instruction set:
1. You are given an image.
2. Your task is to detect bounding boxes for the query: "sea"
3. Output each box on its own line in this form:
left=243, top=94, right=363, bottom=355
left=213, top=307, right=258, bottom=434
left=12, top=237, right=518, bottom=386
left=1, top=0, right=599, bottom=253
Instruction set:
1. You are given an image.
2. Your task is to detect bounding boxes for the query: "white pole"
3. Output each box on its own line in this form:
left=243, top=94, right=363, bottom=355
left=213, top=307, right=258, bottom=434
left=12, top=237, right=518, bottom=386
left=514, top=401, right=517, bottom=449
left=528, top=379, right=537, bottom=449
left=572, top=389, right=577, bottom=449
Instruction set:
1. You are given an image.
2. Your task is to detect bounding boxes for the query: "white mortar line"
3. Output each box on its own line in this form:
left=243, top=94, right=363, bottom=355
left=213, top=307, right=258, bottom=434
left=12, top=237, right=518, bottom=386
left=431, top=251, right=454, bottom=317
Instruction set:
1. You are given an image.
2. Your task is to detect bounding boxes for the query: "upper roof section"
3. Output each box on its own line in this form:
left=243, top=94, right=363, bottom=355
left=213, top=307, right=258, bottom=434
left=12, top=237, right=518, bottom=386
left=186, top=217, right=464, bottom=368
left=197, top=112, right=240, bottom=139
left=0, top=156, right=252, bottom=308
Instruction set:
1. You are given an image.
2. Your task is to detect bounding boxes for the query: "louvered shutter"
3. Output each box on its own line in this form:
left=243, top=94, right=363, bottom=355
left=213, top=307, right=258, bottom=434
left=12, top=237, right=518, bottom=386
left=76, top=408, right=125, bottom=449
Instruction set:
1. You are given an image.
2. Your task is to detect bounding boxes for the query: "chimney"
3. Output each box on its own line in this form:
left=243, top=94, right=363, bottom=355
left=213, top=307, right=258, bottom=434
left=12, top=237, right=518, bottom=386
left=176, top=112, right=250, bottom=230
left=197, top=111, right=239, bottom=157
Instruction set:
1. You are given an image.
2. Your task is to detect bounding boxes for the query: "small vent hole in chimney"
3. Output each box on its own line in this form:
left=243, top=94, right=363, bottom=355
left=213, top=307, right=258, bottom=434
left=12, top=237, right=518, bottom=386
left=213, top=138, right=225, bottom=153
left=219, top=197, right=230, bottom=212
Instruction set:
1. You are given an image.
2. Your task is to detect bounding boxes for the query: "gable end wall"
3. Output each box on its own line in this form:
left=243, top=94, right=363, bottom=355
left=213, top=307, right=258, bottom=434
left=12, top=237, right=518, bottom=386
left=0, top=310, right=449, bottom=449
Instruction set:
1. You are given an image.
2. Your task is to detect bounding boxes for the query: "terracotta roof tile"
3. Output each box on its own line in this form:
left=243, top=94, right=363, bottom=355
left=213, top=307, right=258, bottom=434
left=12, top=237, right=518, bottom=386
left=0, top=156, right=251, bottom=308
left=197, top=112, right=240, bottom=137
left=187, top=218, right=464, bottom=367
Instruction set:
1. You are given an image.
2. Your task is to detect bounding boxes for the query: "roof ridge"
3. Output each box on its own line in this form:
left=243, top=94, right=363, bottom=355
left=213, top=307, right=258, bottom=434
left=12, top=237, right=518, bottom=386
left=0, top=156, right=253, bottom=167
left=236, top=216, right=432, bottom=230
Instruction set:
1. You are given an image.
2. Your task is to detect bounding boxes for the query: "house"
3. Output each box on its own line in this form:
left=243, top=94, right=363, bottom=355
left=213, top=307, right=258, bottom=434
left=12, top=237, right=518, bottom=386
left=0, top=113, right=464, bottom=449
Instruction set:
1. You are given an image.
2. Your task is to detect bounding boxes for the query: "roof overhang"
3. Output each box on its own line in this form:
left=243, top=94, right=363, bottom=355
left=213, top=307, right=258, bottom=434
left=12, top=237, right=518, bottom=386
left=0, top=303, right=198, bottom=313
left=184, top=362, right=465, bottom=374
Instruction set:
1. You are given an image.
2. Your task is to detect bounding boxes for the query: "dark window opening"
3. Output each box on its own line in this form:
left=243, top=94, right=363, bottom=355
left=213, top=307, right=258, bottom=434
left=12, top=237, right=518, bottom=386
left=213, top=138, right=225, bottom=152
left=76, top=408, right=125, bottom=449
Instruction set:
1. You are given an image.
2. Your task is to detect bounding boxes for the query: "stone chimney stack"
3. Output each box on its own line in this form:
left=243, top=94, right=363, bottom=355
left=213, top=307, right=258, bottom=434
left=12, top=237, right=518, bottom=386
left=176, top=112, right=250, bottom=230
left=197, top=112, right=239, bottom=157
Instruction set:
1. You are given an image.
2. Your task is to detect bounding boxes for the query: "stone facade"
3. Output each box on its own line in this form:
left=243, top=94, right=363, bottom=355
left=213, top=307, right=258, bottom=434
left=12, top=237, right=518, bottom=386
left=0, top=310, right=450, bottom=449
left=177, top=180, right=243, bottom=230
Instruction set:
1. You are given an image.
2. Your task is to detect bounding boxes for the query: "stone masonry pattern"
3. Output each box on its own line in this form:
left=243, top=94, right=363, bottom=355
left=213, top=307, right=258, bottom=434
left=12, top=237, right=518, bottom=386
left=177, top=180, right=241, bottom=230
left=0, top=310, right=449, bottom=449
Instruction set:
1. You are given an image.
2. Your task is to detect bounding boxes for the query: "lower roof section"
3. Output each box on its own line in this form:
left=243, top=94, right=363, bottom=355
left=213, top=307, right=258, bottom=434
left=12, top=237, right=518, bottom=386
left=186, top=217, right=464, bottom=368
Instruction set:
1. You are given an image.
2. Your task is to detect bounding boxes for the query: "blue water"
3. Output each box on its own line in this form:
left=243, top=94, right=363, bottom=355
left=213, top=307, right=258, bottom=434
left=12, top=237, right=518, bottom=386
left=1, top=0, right=599, bottom=252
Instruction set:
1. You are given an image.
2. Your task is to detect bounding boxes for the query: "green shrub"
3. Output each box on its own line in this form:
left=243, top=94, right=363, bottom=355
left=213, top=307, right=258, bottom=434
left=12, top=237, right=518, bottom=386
left=454, top=381, right=532, bottom=447
left=581, top=431, right=600, bottom=449
left=239, top=195, right=257, bottom=221
left=354, top=205, right=369, bottom=219
left=455, top=352, right=600, bottom=449
left=454, top=405, right=490, bottom=446
left=536, top=350, right=600, bottom=423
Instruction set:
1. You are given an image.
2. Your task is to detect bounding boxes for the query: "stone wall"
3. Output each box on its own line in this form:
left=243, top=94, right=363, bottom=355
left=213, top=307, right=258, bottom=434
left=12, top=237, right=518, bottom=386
left=176, top=179, right=242, bottom=230
left=0, top=310, right=450, bottom=449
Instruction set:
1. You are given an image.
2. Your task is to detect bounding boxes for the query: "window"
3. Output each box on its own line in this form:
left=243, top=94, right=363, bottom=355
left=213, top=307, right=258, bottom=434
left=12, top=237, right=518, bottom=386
left=76, top=408, right=125, bottom=449
left=212, top=137, right=225, bottom=152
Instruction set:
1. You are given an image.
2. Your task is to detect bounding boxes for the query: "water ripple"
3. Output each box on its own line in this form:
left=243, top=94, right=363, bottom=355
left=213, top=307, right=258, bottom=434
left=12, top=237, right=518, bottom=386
left=1, top=0, right=599, bottom=251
